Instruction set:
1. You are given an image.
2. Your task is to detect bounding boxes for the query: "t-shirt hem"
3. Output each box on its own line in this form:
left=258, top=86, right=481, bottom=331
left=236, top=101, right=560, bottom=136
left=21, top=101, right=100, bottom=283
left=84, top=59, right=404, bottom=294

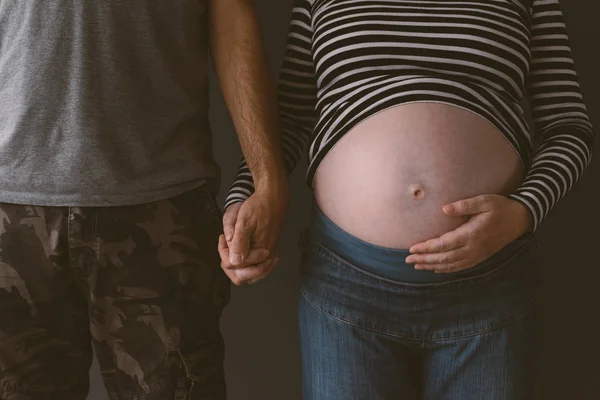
left=0, top=178, right=214, bottom=207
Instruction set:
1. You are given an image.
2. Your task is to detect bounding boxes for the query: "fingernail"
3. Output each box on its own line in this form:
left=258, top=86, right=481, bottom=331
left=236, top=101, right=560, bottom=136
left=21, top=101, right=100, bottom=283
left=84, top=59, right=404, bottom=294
left=225, top=230, right=233, bottom=241
left=230, top=253, right=243, bottom=265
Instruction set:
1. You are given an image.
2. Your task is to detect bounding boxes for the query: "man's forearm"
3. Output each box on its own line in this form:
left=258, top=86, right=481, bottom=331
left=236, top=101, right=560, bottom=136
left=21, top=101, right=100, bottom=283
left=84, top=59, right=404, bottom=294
left=209, top=0, right=285, bottom=193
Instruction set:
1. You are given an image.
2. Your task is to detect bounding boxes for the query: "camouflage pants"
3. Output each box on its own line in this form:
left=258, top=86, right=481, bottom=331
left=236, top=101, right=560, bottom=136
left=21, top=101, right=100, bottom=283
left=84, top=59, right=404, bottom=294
left=0, top=185, right=231, bottom=400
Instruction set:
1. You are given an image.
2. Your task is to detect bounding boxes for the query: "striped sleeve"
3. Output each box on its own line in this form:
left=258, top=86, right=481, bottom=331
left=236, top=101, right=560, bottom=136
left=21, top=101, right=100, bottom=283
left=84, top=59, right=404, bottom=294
left=225, top=0, right=318, bottom=209
left=509, top=0, right=594, bottom=231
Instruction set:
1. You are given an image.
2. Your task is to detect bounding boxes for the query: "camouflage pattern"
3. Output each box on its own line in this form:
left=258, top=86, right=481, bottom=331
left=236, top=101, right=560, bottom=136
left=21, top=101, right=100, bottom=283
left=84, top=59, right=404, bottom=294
left=0, top=185, right=230, bottom=400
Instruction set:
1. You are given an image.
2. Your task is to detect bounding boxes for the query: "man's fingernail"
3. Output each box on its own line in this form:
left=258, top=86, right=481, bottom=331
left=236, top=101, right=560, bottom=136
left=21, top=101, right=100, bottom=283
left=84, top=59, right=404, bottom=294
left=225, top=230, right=233, bottom=241
left=230, top=253, right=243, bottom=264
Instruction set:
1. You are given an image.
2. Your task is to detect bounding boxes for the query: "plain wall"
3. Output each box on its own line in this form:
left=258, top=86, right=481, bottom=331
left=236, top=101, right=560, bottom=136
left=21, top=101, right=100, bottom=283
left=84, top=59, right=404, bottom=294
left=88, top=1, right=598, bottom=399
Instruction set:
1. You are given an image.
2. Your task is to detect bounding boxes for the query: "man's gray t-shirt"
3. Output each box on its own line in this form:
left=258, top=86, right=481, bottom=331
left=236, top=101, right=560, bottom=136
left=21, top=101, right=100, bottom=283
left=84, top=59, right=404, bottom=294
left=0, top=0, right=221, bottom=206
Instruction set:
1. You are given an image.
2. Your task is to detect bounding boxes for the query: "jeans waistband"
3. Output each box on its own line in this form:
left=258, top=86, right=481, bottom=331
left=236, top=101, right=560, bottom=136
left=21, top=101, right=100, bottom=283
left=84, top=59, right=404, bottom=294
left=306, top=206, right=534, bottom=284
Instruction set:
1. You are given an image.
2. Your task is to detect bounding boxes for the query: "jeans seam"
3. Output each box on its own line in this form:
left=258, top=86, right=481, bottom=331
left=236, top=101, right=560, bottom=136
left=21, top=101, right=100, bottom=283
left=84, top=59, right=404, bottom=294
left=303, top=235, right=535, bottom=289
left=83, top=208, right=99, bottom=281
left=93, top=208, right=99, bottom=273
left=300, top=288, right=531, bottom=342
left=67, top=206, right=73, bottom=268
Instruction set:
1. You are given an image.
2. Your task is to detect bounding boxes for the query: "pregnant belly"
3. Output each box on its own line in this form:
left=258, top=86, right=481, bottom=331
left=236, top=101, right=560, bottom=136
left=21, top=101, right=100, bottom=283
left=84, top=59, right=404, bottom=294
left=313, top=103, right=525, bottom=249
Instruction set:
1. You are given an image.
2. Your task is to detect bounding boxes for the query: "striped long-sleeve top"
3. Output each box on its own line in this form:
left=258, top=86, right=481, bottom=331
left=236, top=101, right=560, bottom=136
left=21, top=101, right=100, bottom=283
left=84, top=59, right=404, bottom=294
left=226, top=0, right=594, bottom=231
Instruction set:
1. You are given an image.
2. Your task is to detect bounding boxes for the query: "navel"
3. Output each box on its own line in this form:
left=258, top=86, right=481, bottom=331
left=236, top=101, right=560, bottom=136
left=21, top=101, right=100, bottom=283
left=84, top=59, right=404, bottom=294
left=409, top=183, right=425, bottom=200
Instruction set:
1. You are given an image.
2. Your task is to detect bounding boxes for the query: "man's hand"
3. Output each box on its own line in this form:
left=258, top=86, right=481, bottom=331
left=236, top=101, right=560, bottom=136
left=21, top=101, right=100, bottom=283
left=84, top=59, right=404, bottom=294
left=405, top=194, right=533, bottom=273
left=219, top=180, right=287, bottom=285
left=218, top=235, right=277, bottom=286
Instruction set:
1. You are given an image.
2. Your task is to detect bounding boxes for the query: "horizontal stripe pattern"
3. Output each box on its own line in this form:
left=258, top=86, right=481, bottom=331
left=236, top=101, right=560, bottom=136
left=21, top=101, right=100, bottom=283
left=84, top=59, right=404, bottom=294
left=226, top=0, right=594, bottom=231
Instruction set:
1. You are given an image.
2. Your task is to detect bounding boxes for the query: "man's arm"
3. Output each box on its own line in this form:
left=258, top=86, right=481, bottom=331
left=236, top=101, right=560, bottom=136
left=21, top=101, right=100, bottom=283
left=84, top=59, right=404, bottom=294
left=209, top=0, right=286, bottom=193
left=209, top=0, right=287, bottom=278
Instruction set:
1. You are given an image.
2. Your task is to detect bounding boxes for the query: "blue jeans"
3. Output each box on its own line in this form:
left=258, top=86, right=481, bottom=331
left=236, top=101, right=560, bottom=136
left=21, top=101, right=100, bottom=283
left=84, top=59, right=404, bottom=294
left=298, top=207, right=541, bottom=400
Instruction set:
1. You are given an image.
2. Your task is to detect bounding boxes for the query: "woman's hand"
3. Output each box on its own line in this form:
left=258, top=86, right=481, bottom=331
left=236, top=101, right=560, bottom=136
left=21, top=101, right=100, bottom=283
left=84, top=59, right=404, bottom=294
left=405, top=194, right=533, bottom=274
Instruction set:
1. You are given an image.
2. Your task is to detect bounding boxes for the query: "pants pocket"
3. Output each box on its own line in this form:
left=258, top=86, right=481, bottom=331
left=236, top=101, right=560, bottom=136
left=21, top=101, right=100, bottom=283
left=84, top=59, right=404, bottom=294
left=177, top=337, right=226, bottom=399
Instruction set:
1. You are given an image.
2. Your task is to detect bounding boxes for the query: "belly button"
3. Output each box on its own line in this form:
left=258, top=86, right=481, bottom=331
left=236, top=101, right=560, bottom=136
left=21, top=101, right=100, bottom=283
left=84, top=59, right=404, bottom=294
left=409, top=184, right=425, bottom=200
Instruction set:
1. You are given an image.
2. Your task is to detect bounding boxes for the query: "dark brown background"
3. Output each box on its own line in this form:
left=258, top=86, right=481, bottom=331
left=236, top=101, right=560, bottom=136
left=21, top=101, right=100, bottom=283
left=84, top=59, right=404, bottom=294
left=88, top=1, right=598, bottom=398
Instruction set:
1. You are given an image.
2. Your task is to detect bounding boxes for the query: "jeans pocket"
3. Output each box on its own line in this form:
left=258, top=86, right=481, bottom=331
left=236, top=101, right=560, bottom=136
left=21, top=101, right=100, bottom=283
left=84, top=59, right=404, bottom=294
left=191, top=184, right=223, bottom=234
left=203, top=185, right=224, bottom=221
left=176, top=321, right=227, bottom=399
left=178, top=342, right=225, bottom=384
